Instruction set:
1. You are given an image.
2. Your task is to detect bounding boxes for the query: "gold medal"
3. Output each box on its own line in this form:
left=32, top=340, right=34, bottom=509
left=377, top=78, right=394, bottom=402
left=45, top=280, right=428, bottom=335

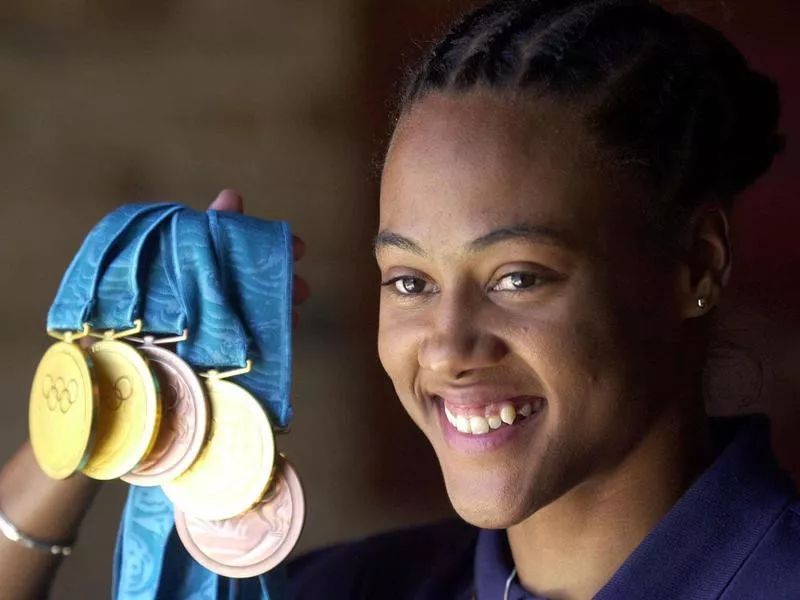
left=29, top=325, right=98, bottom=480
left=81, top=321, right=162, bottom=480
left=163, top=361, right=276, bottom=521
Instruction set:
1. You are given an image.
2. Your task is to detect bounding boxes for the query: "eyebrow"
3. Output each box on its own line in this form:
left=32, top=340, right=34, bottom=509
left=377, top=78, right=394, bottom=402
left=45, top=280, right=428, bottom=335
left=373, top=224, right=573, bottom=257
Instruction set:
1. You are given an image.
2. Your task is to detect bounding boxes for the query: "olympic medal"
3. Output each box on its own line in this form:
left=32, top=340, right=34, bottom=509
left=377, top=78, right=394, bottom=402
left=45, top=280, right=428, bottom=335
left=122, top=344, right=209, bottom=487
left=82, top=340, right=161, bottom=480
left=163, top=378, right=275, bottom=521
left=29, top=342, right=98, bottom=480
left=174, top=457, right=305, bottom=578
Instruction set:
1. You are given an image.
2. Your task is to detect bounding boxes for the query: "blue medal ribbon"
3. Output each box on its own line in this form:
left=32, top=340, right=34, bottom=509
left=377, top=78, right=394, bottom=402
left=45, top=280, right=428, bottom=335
left=168, top=209, right=251, bottom=370
left=207, top=210, right=293, bottom=428
left=138, top=221, right=183, bottom=336
left=92, top=205, right=182, bottom=330
left=47, top=204, right=175, bottom=332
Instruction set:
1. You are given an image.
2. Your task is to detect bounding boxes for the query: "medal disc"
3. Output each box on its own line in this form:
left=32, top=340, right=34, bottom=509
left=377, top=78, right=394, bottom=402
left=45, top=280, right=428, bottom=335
left=82, top=340, right=161, bottom=480
left=29, top=342, right=98, bottom=480
left=174, top=458, right=305, bottom=578
left=122, top=345, right=209, bottom=487
left=163, top=378, right=275, bottom=521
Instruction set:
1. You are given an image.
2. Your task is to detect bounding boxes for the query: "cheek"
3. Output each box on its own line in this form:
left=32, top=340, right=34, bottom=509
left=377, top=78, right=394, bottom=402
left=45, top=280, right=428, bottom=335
left=377, top=301, right=421, bottom=391
left=507, top=295, right=631, bottom=426
left=378, top=305, right=433, bottom=430
left=513, top=319, right=611, bottom=402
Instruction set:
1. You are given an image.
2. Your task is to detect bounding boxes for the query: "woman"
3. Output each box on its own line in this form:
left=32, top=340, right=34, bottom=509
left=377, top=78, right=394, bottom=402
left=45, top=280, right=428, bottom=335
left=1, top=1, right=797, bottom=598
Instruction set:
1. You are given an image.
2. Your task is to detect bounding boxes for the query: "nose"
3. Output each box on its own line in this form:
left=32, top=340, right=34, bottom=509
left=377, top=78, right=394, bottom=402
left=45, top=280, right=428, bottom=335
left=418, top=294, right=509, bottom=380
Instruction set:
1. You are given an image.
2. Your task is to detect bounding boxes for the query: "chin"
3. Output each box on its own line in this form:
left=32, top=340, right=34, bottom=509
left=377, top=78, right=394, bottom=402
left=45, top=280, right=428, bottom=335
left=437, top=460, right=540, bottom=530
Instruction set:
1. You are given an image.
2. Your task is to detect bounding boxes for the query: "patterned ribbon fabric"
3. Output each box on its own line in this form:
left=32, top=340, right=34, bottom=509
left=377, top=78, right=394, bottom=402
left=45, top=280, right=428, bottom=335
left=47, top=204, right=174, bottom=331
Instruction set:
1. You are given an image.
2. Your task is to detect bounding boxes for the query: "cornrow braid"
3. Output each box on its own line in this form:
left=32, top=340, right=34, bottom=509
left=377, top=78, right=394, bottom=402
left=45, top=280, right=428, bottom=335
left=400, top=0, right=785, bottom=237
left=407, top=2, right=502, bottom=96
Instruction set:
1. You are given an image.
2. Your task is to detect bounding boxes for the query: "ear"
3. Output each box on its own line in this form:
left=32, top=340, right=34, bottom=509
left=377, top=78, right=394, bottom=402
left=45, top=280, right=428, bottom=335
left=677, top=205, right=732, bottom=320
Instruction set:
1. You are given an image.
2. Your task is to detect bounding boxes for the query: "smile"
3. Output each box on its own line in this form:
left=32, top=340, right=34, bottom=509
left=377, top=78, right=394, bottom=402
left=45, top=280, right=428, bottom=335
left=442, top=398, right=542, bottom=435
left=432, top=393, right=546, bottom=440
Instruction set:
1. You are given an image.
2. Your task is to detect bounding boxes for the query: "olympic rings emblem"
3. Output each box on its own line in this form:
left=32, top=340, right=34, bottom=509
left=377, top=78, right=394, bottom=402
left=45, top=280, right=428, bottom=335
left=42, top=375, right=79, bottom=414
left=108, top=376, right=134, bottom=411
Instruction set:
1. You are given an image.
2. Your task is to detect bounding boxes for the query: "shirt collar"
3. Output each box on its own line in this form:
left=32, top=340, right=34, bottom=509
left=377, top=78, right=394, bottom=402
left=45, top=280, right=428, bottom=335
left=474, top=525, right=534, bottom=600
left=474, top=416, right=796, bottom=600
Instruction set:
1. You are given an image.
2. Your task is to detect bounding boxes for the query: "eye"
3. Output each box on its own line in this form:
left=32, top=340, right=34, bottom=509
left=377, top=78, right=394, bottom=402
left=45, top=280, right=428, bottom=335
left=382, top=276, right=434, bottom=296
left=492, top=272, right=541, bottom=292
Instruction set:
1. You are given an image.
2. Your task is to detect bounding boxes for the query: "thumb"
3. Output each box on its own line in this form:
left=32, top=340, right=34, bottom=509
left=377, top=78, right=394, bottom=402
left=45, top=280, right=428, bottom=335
left=208, top=189, right=244, bottom=213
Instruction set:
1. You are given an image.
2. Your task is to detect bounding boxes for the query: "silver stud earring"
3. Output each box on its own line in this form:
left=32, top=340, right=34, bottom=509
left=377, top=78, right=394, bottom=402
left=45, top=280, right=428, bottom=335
left=698, top=297, right=709, bottom=310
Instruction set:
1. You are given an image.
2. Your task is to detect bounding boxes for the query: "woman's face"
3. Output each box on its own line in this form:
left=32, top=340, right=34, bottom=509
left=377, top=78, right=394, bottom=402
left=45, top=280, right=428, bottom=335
left=377, top=91, right=687, bottom=528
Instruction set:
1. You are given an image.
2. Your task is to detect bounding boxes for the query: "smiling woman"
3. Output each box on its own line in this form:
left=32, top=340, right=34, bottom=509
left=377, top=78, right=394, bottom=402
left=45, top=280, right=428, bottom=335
left=293, top=0, right=798, bottom=599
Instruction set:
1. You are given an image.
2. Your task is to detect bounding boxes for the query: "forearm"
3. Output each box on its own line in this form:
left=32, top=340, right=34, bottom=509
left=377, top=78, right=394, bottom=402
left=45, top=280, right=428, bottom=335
left=0, top=441, right=101, bottom=600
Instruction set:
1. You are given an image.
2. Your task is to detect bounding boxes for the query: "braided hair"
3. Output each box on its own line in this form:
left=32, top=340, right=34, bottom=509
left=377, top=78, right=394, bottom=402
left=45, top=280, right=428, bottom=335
left=400, top=0, right=785, bottom=238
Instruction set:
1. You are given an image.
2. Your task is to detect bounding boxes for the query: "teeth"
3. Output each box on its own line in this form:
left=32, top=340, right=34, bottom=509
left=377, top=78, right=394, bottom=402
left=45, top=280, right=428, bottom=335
left=500, top=404, right=517, bottom=425
left=456, top=415, right=471, bottom=434
left=469, top=416, right=490, bottom=435
left=444, top=400, right=541, bottom=435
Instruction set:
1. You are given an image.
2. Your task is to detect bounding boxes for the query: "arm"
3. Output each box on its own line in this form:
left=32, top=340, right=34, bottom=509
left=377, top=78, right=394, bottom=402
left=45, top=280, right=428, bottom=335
left=0, top=441, right=101, bottom=600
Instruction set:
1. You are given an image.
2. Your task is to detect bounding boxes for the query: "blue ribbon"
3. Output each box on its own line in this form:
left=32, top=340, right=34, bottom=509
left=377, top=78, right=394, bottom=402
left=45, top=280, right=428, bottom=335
left=168, top=209, right=251, bottom=371
left=207, top=210, right=293, bottom=429
left=92, top=205, right=182, bottom=330
left=47, top=204, right=175, bottom=332
left=138, top=220, right=183, bottom=336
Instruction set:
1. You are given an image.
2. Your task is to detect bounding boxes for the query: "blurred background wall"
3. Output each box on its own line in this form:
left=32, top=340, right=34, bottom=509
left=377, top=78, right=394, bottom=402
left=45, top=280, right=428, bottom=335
left=0, top=1, right=797, bottom=598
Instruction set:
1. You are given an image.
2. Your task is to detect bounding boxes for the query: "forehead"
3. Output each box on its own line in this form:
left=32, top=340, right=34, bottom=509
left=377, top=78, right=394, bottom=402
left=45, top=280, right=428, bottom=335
left=380, top=91, right=632, bottom=252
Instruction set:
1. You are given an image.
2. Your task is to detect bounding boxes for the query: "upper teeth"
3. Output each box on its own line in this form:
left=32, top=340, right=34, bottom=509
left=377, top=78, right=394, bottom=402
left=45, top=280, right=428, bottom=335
left=444, top=402, right=536, bottom=435
left=500, top=405, right=516, bottom=425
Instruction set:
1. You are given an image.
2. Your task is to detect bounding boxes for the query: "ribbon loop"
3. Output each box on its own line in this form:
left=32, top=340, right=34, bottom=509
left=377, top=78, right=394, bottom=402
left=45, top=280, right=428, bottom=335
left=209, top=211, right=293, bottom=428
left=92, top=205, right=182, bottom=330
left=47, top=204, right=175, bottom=332
left=169, top=209, right=250, bottom=370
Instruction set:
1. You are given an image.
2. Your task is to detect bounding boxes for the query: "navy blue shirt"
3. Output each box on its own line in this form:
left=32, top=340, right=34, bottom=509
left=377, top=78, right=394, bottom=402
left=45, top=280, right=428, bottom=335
left=288, top=416, right=800, bottom=599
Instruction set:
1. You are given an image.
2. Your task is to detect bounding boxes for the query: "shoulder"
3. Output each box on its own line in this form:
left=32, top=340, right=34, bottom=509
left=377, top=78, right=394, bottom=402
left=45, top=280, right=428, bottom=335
left=287, top=519, right=478, bottom=600
left=726, top=499, right=800, bottom=597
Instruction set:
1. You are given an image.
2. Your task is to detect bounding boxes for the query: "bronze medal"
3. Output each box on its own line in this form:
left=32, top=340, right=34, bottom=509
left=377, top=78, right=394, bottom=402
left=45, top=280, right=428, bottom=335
left=122, top=335, right=209, bottom=487
left=174, top=457, right=305, bottom=578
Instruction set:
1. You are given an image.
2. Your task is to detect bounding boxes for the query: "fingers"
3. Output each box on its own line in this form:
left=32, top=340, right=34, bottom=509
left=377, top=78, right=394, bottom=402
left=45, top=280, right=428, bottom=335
left=208, top=189, right=244, bottom=213
left=293, top=236, right=306, bottom=261
left=293, top=275, right=310, bottom=305
left=292, top=256, right=309, bottom=330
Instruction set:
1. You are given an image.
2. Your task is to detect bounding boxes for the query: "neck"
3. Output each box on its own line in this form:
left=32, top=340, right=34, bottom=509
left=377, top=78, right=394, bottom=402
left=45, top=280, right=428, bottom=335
left=506, top=405, right=715, bottom=600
